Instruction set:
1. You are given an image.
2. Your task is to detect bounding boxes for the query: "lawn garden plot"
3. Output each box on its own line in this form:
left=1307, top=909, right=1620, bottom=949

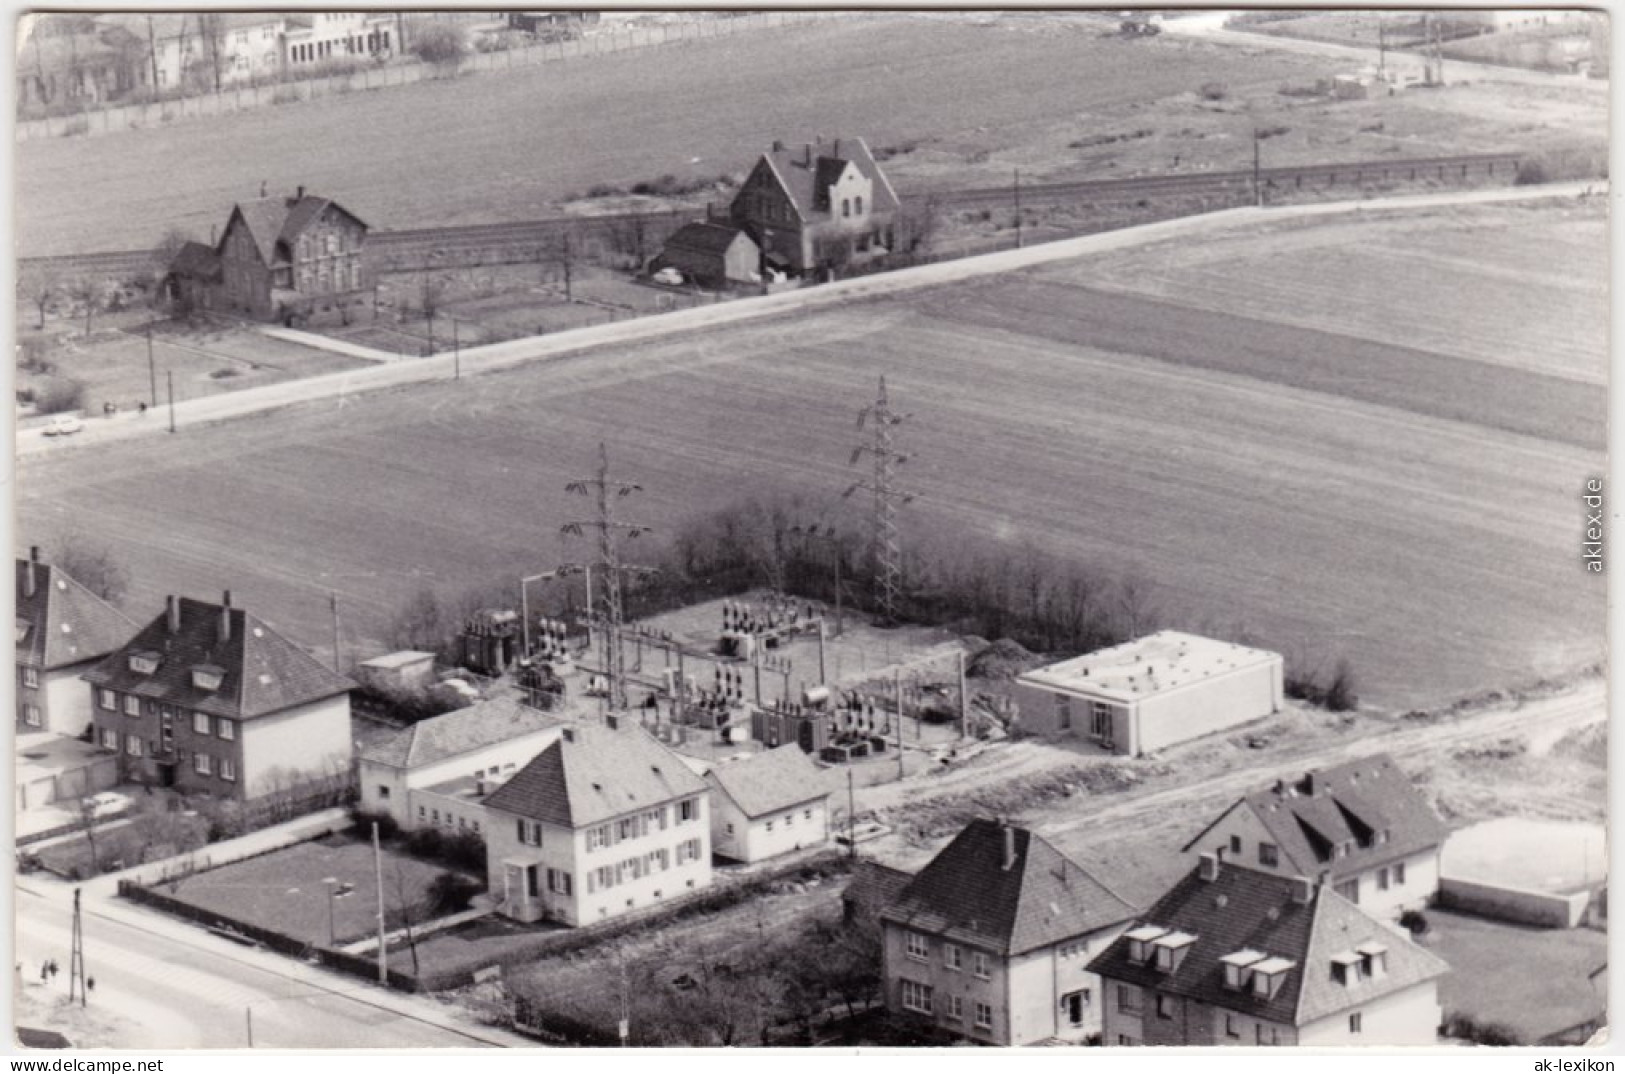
left=1428, top=909, right=1606, bottom=1045
left=1051, top=200, right=1609, bottom=388
left=16, top=208, right=1604, bottom=710
left=162, top=835, right=459, bottom=948
left=16, top=322, right=371, bottom=416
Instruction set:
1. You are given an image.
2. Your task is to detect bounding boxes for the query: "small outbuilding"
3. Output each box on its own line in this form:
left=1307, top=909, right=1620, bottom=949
left=704, top=743, right=831, bottom=863
left=656, top=222, right=760, bottom=286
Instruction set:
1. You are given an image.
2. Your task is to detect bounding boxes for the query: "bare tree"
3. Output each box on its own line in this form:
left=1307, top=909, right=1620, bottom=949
left=548, top=231, right=577, bottom=302
left=387, top=863, right=429, bottom=975
left=1114, top=572, right=1159, bottom=642
left=66, top=276, right=104, bottom=336
left=55, top=536, right=129, bottom=604
left=419, top=274, right=448, bottom=355
left=17, top=266, right=61, bottom=330
left=74, top=795, right=102, bottom=877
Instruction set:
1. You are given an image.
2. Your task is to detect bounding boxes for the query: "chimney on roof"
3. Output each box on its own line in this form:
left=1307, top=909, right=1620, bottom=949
left=1001, top=823, right=1017, bottom=871
left=167, top=595, right=181, bottom=634
left=1290, top=876, right=1314, bottom=905
left=220, top=590, right=232, bottom=643
left=833, top=137, right=842, bottom=158
left=772, top=139, right=784, bottom=152
left=296, top=184, right=305, bottom=202
left=1198, top=851, right=1220, bottom=883
left=562, top=727, right=576, bottom=743
left=605, top=713, right=620, bottom=731
left=23, top=546, right=40, bottom=599
left=804, top=143, right=813, bottom=167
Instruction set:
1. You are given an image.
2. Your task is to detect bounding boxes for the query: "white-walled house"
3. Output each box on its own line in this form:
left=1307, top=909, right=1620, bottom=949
left=879, top=820, right=1139, bottom=1045
left=703, top=744, right=831, bottom=863
left=15, top=547, right=137, bottom=738
left=1180, top=753, right=1446, bottom=920
left=1089, top=856, right=1448, bottom=1046
left=1014, top=632, right=1283, bottom=756
left=358, top=696, right=565, bottom=831
left=481, top=718, right=713, bottom=926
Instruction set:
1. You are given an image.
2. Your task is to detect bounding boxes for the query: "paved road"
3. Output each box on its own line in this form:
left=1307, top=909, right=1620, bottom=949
left=13, top=879, right=533, bottom=1049
left=1164, top=12, right=1608, bottom=93
left=15, top=181, right=1595, bottom=463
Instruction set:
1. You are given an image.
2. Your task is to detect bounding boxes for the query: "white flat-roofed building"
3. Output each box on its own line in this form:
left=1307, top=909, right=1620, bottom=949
left=1014, top=631, right=1283, bottom=756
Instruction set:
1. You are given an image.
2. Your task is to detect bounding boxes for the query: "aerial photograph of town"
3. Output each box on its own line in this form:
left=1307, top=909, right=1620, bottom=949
left=9, top=6, right=1609, bottom=1054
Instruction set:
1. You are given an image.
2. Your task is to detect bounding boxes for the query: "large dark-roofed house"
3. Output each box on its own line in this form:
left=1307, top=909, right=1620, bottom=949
left=15, top=546, right=136, bottom=738
left=186, top=187, right=371, bottom=326
left=1089, top=855, right=1448, bottom=1046
left=83, top=591, right=354, bottom=800
left=728, top=135, right=900, bottom=276
left=878, top=818, right=1138, bottom=1045
left=1180, top=752, right=1447, bottom=920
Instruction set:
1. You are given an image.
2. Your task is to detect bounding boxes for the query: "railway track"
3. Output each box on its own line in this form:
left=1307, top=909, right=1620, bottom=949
left=18, top=151, right=1522, bottom=279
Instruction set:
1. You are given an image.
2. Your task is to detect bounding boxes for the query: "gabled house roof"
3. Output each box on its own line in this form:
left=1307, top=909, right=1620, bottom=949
left=844, top=860, right=915, bottom=921
left=482, top=721, right=708, bottom=829
left=361, top=696, right=564, bottom=770
left=1182, top=753, right=1447, bottom=882
left=750, top=136, right=901, bottom=222
left=15, top=556, right=137, bottom=671
left=82, top=595, right=353, bottom=720
left=222, top=193, right=367, bottom=267
left=168, top=241, right=222, bottom=281
left=705, top=744, right=829, bottom=819
left=1087, top=862, right=1449, bottom=1026
left=881, top=819, right=1138, bottom=957
left=664, top=222, right=756, bottom=257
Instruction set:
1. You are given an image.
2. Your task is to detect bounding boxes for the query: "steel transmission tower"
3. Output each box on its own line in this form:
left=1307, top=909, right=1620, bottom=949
left=562, top=443, right=653, bottom=713
left=846, top=376, right=915, bottom=625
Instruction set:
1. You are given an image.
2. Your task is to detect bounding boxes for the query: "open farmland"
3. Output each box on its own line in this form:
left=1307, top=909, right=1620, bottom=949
left=10, top=16, right=1341, bottom=256
left=15, top=202, right=1605, bottom=709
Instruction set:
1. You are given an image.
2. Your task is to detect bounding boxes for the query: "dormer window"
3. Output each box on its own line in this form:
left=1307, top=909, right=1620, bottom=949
left=1356, top=942, right=1387, bottom=980
left=1330, top=951, right=1361, bottom=986
left=1151, top=931, right=1197, bottom=974
left=1249, top=957, right=1296, bottom=999
left=1220, top=949, right=1266, bottom=991
left=192, top=665, right=225, bottom=692
left=130, top=651, right=161, bottom=675
left=1124, top=925, right=1167, bottom=965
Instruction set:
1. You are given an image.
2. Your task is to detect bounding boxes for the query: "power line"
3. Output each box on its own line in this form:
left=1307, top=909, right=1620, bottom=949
left=845, top=376, right=915, bottom=625
left=561, top=443, right=654, bottom=714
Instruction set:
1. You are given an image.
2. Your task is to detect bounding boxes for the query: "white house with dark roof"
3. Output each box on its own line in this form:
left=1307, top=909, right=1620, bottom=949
left=480, top=717, right=713, bottom=925
left=1014, top=631, right=1283, bottom=756
left=15, top=546, right=137, bottom=738
left=879, top=819, right=1139, bottom=1045
left=358, top=695, right=567, bottom=833
left=82, top=592, right=353, bottom=800
left=1089, top=855, right=1448, bottom=1046
left=1180, top=753, right=1447, bottom=920
left=702, top=744, right=831, bottom=863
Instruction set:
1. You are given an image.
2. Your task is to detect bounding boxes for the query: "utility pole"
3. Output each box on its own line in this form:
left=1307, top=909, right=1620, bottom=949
left=616, top=940, right=630, bottom=1047
left=846, top=767, right=857, bottom=859
left=894, top=670, right=905, bottom=781
left=146, top=323, right=156, bottom=406
left=329, top=592, right=342, bottom=672
left=68, top=888, right=86, bottom=1008
left=1013, top=168, right=1023, bottom=249
left=957, top=648, right=968, bottom=740
left=846, top=376, right=916, bottom=626
left=562, top=444, right=653, bottom=713
left=166, top=370, right=176, bottom=433
left=1377, top=21, right=1387, bottom=80
left=452, top=317, right=460, bottom=380
left=373, top=822, right=387, bottom=985
left=246, top=1007, right=253, bottom=1047
left=1252, top=128, right=1263, bottom=207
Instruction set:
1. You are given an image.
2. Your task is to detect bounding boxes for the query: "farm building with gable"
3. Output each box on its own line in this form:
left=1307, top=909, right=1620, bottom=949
left=167, top=187, right=371, bottom=326
left=728, top=135, right=900, bottom=276
left=701, top=744, right=831, bottom=863
left=655, top=222, right=761, bottom=285
left=1014, top=631, right=1283, bottom=756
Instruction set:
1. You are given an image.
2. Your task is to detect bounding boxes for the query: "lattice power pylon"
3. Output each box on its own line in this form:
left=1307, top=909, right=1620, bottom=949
left=846, top=376, right=915, bottom=625
left=562, top=443, right=653, bottom=714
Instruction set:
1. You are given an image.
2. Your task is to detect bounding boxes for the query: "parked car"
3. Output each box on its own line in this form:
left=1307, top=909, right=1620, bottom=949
left=43, top=414, right=84, bottom=437
left=652, top=267, right=684, bottom=286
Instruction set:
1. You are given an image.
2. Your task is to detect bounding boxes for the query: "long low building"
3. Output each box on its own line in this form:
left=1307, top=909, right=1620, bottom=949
left=1014, top=631, right=1283, bottom=756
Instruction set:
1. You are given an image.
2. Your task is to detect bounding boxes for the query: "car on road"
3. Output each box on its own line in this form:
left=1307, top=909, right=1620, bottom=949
left=652, top=267, right=684, bottom=286
left=42, top=414, right=84, bottom=437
